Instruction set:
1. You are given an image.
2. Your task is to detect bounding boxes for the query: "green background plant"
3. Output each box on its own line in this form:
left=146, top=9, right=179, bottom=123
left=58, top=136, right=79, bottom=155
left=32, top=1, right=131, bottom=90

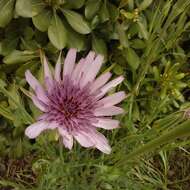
left=0, top=0, right=190, bottom=189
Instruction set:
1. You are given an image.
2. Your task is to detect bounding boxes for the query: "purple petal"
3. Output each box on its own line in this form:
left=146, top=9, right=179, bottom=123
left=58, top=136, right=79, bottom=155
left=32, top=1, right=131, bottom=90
left=94, top=106, right=124, bottom=116
left=63, top=48, right=77, bottom=78
left=73, top=130, right=94, bottom=147
left=31, top=95, right=47, bottom=112
left=25, top=70, right=42, bottom=91
left=44, top=55, right=53, bottom=82
left=25, top=121, right=58, bottom=139
left=71, top=58, right=85, bottom=83
left=34, top=86, right=49, bottom=104
left=98, top=91, right=126, bottom=107
left=58, top=127, right=73, bottom=150
left=90, top=72, right=112, bottom=93
left=25, top=70, right=49, bottom=104
left=80, top=55, right=104, bottom=87
left=92, top=130, right=111, bottom=154
left=79, top=51, right=96, bottom=86
left=97, top=76, right=124, bottom=98
left=93, top=118, right=119, bottom=129
left=55, top=52, right=62, bottom=82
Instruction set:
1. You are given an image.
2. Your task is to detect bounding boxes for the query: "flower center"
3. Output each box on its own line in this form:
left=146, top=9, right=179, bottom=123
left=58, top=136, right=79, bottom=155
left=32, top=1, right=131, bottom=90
left=45, top=77, right=98, bottom=127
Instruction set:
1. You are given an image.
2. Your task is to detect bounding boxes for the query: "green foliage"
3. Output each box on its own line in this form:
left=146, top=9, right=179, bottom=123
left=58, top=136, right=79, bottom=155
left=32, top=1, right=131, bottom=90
left=0, top=0, right=190, bottom=189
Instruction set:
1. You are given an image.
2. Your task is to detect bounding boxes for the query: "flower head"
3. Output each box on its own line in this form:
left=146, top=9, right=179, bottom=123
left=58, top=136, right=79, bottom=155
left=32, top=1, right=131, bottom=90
left=25, top=49, right=125, bottom=154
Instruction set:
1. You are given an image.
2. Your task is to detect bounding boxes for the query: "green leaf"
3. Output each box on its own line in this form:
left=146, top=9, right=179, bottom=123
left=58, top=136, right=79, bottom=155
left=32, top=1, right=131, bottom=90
left=99, top=0, right=109, bottom=23
left=3, top=50, right=37, bottom=64
left=63, top=20, right=86, bottom=50
left=120, top=10, right=134, bottom=19
left=32, top=9, right=52, bottom=32
left=8, top=84, right=22, bottom=109
left=116, top=22, right=129, bottom=48
left=85, top=0, right=101, bottom=20
left=0, top=0, right=15, bottom=27
left=0, top=38, right=18, bottom=56
left=91, top=16, right=100, bottom=30
left=108, top=2, right=119, bottom=22
left=0, top=104, right=13, bottom=121
left=0, top=79, right=33, bottom=124
left=113, top=64, right=124, bottom=75
left=63, top=9, right=91, bottom=34
left=123, top=48, right=140, bottom=70
left=32, top=0, right=46, bottom=16
left=16, top=61, right=38, bottom=77
left=126, top=119, right=190, bottom=160
left=137, top=20, right=149, bottom=40
left=92, top=35, right=107, bottom=61
left=64, top=0, right=85, bottom=9
left=131, top=39, right=146, bottom=49
left=16, top=0, right=32, bottom=18
left=138, top=0, right=153, bottom=11
left=48, top=13, right=67, bottom=50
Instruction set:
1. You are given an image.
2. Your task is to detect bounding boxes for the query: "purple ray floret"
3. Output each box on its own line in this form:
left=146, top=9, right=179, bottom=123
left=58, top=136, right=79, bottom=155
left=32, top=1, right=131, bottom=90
left=25, top=49, right=125, bottom=154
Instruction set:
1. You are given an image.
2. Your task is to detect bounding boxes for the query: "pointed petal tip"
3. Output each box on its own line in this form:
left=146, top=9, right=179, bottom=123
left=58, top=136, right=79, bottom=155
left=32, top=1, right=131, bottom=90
left=97, top=54, right=104, bottom=61
left=25, top=122, right=45, bottom=139
left=119, top=75, right=125, bottom=82
left=58, top=127, right=74, bottom=150
left=99, top=144, right=111, bottom=154
left=68, top=48, right=77, bottom=55
left=25, top=70, right=32, bottom=80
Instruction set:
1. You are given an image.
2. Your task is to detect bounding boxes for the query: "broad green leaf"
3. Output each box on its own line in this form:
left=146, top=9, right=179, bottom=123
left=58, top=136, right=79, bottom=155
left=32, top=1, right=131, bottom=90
left=123, top=48, right=140, bottom=70
left=32, top=9, right=52, bottom=32
left=91, top=16, right=100, bottom=30
left=48, top=13, right=67, bottom=50
left=64, top=0, right=85, bottom=9
left=63, top=9, right=91, bottom=34
left=0, top=38, right=18, bottom=56
left=108, top=2, right=119, bottom=22
left=139, top=0, right=153, bottom=11
left=99, top=0, right=109, bottom=23
left=92, top=35, right=107, bottom=61
left=23, top=27, right=34, bottom=40
left=16, top=0, right=32, bottom=18
left=85, top=0, right=101, bottom=20
left=63, top=20, right=86, bottom=50
left=3, top=50, right=37, bottom=64
left=0, top=0, right=15, bottom=27
left=32, top=0, right=46, bottom=16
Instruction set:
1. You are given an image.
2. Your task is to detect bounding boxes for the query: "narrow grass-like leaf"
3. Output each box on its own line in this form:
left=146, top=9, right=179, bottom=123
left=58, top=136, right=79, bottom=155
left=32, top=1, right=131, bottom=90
left=138, top=0, right=153, bottom=11
left=126, top=120, right=190, bottom=160
left=0, top=79, right=33, bottom=124
left=3, top=50, right=37, bottom=64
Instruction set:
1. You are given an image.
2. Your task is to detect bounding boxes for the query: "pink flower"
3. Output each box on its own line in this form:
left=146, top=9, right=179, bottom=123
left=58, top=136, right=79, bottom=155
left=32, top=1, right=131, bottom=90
left=25, top=49, right=125, bottom=154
